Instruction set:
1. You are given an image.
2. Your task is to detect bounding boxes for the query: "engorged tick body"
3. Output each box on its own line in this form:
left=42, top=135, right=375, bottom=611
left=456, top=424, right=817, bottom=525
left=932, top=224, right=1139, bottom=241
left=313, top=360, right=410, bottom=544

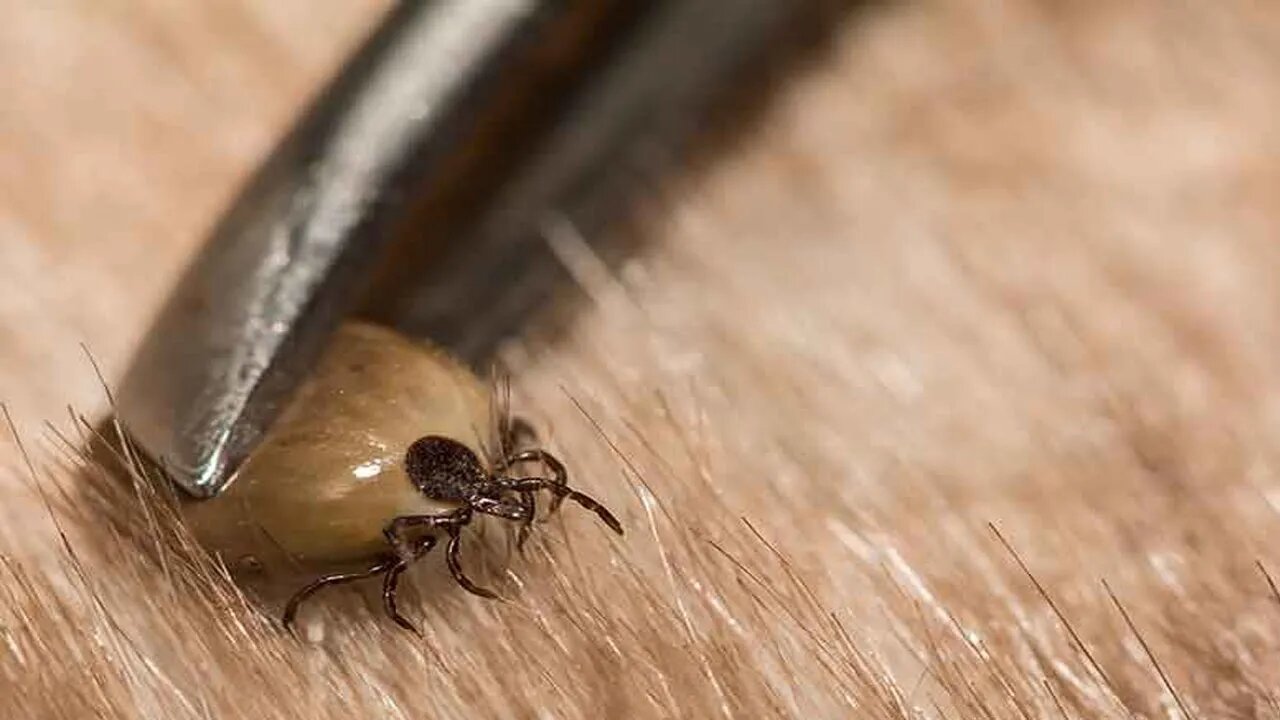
left=181, top=322, right=623, bottom=632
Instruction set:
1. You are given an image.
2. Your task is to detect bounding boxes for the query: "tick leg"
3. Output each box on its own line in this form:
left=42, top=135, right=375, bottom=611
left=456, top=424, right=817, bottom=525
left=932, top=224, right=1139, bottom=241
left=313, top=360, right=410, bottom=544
left=516, top=490, right=536, bottom=551
left=471, top=497, right=526, bottom=521
left=503, top=477, right=624, bottom=536
left=385, top=509, right=498, bottom=600
left=283, top=558, right=396, bottom=632
left=446, top=525, right=498, bottom=599
left=382, top=535, right=437, bottom=634
left=384, top=507, right=472, bottom=557
left=502, top=448, right=568, bottom=514
left=469, top=494, right=536, bottom=551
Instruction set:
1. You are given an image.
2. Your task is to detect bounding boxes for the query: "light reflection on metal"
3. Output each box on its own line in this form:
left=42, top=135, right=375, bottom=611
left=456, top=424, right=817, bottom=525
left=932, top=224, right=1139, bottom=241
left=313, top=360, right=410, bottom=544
left=117, top=0, right=800, bottom=498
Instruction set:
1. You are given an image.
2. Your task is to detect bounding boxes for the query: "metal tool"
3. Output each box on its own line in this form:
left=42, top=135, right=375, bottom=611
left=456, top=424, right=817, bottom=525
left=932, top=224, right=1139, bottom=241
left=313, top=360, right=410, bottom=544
left=117, top=0, right=806, bottom=498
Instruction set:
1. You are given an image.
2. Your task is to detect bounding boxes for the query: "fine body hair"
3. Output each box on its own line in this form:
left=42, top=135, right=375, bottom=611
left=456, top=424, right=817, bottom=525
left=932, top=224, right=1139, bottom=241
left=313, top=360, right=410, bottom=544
left=3, top=1, right=1280, bottom=718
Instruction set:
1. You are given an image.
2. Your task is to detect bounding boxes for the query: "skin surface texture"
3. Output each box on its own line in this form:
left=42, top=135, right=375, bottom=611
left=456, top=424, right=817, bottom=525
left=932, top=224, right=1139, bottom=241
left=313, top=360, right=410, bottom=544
left=4, top=1, right=1280, bottom=718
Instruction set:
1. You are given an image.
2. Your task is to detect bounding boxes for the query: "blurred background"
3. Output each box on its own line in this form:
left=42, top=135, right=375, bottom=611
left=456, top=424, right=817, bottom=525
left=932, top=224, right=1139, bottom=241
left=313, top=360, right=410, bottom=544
left=0, top=2, right=392, bottom=433
left=4, top=1, right=1280, bottom=717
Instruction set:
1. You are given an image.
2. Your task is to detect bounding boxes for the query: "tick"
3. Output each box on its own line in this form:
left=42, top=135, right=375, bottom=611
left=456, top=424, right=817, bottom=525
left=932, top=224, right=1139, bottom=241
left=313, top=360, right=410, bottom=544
left=282, top=433, right=622, bottom=631
left=179, top=322, right=624, bottom=634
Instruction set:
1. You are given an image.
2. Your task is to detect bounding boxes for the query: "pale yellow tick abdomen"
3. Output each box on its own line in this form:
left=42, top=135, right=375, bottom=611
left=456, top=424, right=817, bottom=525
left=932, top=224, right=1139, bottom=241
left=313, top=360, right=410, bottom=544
left=183, top=322, right=491, bottom=573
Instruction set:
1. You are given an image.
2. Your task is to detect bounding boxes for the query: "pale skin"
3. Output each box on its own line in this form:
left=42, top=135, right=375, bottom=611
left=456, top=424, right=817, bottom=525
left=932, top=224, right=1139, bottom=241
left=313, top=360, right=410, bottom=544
left=181, top=322, right=623, bottom=632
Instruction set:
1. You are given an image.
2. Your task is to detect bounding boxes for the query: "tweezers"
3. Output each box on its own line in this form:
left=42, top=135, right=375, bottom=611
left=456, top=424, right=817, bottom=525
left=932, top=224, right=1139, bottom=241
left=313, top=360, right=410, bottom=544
left=116, top=0, right=803, bottom=498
